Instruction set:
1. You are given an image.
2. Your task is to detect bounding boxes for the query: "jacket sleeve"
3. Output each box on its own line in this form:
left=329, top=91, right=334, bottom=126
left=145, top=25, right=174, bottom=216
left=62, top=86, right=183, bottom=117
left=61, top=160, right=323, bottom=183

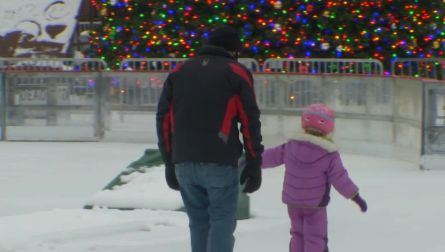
left=156, top=77, right=174, bottom=165
left=327, top=153, right=359, bottom=199
left=261, top=144, right=285, bottom=169
left=228, top=63, right=264, bottom=167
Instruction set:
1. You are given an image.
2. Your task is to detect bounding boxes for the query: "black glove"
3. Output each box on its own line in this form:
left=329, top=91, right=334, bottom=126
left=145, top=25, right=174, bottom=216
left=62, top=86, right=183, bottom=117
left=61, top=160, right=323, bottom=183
left=165, top=163, right=180, bottom=191
left=352, top=193, right=367, bottom=212
left=240, top=162, right=261, bottom=193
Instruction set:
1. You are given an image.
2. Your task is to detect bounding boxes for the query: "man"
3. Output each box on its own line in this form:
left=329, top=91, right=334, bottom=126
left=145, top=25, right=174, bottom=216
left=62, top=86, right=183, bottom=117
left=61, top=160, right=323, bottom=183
left=156, top=26, right=263, bottom=252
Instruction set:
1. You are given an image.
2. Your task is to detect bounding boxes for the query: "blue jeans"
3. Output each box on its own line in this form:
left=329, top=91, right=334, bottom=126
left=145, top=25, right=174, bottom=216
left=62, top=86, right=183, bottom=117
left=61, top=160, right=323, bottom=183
left=175, top=162, right=239, bottom=252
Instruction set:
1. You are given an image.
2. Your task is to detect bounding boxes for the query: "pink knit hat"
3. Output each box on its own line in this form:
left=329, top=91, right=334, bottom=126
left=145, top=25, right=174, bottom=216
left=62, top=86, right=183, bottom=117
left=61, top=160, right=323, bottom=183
left=301, top=103, right=335, bottom=135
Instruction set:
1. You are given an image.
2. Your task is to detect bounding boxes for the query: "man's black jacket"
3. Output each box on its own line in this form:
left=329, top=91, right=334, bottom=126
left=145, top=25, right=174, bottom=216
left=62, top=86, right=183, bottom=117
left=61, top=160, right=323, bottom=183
left=156, top=46, right=263, bottom=167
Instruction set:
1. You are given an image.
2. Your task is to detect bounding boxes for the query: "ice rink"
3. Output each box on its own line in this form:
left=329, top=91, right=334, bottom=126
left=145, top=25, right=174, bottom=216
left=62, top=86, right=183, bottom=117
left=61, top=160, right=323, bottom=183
left=0, top=141, right=444, bottom=252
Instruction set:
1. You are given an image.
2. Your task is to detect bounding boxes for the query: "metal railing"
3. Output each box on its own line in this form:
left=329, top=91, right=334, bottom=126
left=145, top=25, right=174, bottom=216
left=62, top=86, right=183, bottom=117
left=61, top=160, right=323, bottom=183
left=391, top=58, right=445, bottom=80
left=120, top=58, right=260, bottom=72
left=120, top=58, right=187, bottom=71
left=0, top=57, right=443, bottom=170
left=2, top=57, right=444, bottom=80
left=1, top=64, right=444, bottom=168
left=263, top=58, right=384, bottom=75
left=0, top=57, right=107, bottom=71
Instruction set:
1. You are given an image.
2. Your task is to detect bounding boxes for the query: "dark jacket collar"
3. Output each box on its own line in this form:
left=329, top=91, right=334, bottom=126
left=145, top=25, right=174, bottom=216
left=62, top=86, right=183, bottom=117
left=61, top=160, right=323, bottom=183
left=197, top=45, right=236, bottom=60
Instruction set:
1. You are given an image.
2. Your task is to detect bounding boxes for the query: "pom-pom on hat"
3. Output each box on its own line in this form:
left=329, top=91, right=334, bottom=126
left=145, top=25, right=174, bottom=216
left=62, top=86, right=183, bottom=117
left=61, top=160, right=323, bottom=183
left=208, top=26, right=242, bottom=52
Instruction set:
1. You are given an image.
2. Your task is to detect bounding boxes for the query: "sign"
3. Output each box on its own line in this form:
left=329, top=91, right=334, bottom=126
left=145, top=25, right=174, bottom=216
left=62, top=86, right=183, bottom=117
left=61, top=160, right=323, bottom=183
left=0, top=0, right=82, bottom=57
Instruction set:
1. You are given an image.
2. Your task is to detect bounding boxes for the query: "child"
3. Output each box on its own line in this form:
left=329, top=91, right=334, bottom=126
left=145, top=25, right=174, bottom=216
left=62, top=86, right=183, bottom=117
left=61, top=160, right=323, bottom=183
left=261, top=103, right=367, bottom=252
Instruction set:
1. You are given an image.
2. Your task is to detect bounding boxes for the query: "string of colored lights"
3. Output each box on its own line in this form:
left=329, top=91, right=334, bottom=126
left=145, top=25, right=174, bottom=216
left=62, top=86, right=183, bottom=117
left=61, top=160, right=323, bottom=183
left=88, top=0, right=445, bottom=69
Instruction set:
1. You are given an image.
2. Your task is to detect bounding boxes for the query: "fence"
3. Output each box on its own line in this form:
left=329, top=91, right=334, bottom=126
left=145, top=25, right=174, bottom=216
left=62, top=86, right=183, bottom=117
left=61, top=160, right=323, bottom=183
left=120, top=57, right=383, bottom=75
left=1, top=71, right=104, bottom=141
left=0, top=58, right=107, bottom=71
left=263, top=58, right=384, bottom=75
left=422, top=81, right=445, bottom=155
left=0, top=57, right=444, bottom=169
left=3, top=57, right=445, bottom=78
left=120, top=58, right=260, bottom=72
left=391, top=58, right=445, bottom=80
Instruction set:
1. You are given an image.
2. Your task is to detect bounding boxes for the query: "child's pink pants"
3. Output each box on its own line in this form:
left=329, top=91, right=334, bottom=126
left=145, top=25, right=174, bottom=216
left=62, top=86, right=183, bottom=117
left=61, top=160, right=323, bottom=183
left=287, top=206, right=328, bottom=252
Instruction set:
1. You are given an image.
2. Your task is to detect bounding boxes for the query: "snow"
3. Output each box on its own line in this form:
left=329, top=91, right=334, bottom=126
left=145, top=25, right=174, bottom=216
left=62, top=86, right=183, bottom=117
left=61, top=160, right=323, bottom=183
left=85, top=166, right=183, bottom=210
left=0, top=141, right=444, bottom=252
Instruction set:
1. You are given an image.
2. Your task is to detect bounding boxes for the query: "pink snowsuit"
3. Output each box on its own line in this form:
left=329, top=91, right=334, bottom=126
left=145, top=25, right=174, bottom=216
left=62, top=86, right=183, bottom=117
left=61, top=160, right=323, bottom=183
left=261, top=133, right=359, bottom=252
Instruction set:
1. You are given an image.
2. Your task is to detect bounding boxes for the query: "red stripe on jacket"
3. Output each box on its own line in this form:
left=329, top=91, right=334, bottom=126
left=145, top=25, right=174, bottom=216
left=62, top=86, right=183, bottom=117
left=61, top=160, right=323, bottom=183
left=162, top=103, right=174, bottom=153
left=219, top=96, right=239, bottom=138
left=229, top=63, right=253, bottom=90
left=219, top=95, right=256, bottom=158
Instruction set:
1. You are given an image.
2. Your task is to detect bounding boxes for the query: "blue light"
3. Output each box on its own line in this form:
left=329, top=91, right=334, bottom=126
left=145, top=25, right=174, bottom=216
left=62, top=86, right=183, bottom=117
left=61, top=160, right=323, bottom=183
left=303, top=40, right=315, bottom=47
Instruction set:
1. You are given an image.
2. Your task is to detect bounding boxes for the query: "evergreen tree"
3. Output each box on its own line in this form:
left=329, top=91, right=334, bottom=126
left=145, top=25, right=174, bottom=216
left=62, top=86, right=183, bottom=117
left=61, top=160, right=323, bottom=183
left=89, top=0, right=445, bottom=69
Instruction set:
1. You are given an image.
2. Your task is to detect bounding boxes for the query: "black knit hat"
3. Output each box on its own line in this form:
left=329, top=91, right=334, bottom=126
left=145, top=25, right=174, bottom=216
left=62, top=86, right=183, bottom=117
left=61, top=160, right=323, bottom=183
left=208, top=26, right=242, bottom=52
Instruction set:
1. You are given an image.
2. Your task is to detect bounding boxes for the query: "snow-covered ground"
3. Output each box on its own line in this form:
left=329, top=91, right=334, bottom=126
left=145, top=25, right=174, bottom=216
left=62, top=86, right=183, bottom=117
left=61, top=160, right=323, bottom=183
left=0, top=141, right=444, bottom=252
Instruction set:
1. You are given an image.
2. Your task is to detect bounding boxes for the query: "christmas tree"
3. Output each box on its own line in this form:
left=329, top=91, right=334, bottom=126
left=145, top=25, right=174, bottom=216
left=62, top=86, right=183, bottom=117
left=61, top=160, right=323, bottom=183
left=89, top=0, right=445, bottom=70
